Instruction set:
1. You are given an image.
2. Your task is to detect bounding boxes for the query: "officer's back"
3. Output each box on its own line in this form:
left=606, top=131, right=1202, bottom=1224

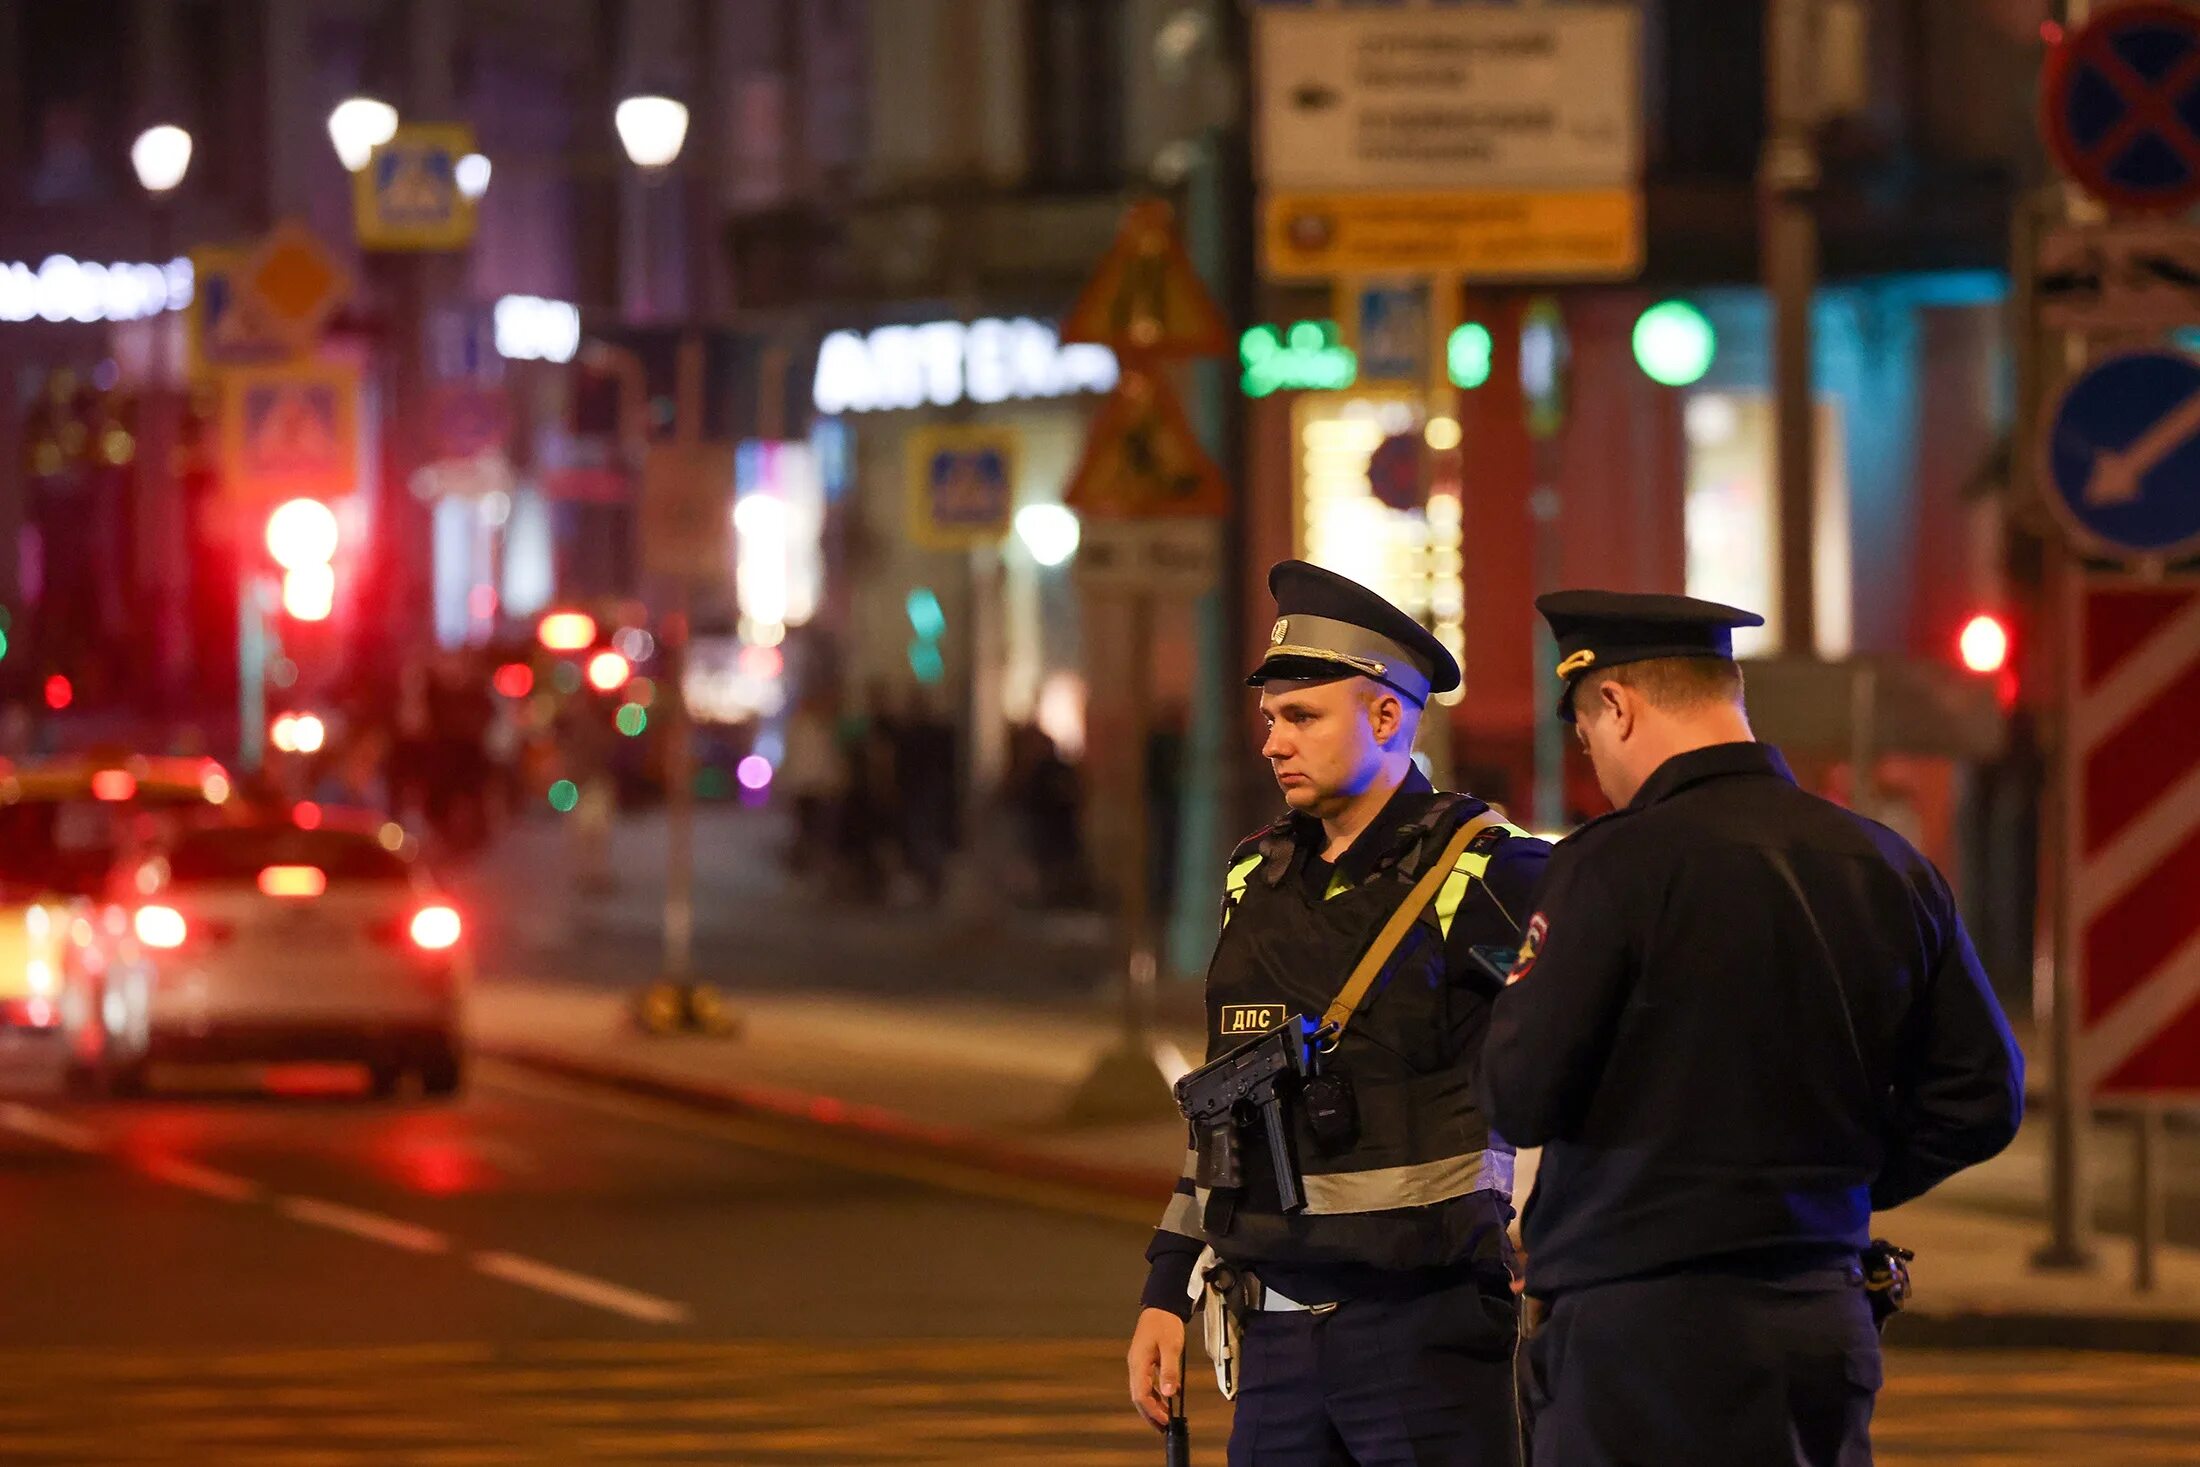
left=1499, top=745, right=2014, bottom=1292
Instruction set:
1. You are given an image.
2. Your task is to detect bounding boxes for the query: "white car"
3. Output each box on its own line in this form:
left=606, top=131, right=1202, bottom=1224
left=61, top=812, right=467, bottom=1098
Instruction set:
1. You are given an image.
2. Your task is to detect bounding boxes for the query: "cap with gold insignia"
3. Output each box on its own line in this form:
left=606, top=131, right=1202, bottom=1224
left=1248, top=560, right=1459, bottom=707
left=1535, top=589, right=1765, bottom=722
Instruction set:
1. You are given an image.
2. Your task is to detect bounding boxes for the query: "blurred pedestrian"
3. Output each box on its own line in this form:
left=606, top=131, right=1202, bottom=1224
left=892, top=686, right=957, bottom=904
left=780, top=689, right=847, bottom=881
left=835, top=680, right=901, bottom=897
left=1483, top=591, right=2025, bottom=1467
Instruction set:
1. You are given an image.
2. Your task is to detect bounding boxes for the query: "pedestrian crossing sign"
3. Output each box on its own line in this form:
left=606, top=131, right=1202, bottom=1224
left=907, top=427, right=1019, bottom=550
left=354, top=124, right=477, bottom=251
left=219, top=362, right=361, bottom=504
left=187, top=246, right=291, bottom=374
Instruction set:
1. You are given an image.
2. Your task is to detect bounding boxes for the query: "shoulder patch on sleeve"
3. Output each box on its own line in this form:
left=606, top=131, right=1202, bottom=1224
left=1507, top=912, right=1548, bottom=984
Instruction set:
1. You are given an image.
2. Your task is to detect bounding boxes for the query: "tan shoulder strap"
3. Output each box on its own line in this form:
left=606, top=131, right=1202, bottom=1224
left=1319, top=810, right=1505, bottom=1039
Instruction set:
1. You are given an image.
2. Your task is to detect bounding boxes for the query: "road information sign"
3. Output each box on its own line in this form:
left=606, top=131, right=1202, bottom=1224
left=2042, top=1, right=2200, bottom=214
left=219, top=362, right=361, bottom=503
left=243, top=223, right=349, bottom=352
left=355, top=124, right=478, bottom=251
left=906, top=426, right=1018, bottom=550
left=187, top=246, right=290, bottom=373
left=2071, top=577, right=2200, bottom=1101
left=1255, top=4, right=1640, bottom=193
left=1255, top=3, right=1641, bottom=282
left=1061, top=200, right=1229, bottom=358
left=2043, top=348, right=2200, bottom=562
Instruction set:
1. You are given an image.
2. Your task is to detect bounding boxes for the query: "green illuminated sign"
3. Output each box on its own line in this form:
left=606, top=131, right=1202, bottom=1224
left=1447, top=323, right=1493, bottom=389
left=1632, top=300, right=1716, bottom=387
left=1241, top=321, right=1357, bottom=398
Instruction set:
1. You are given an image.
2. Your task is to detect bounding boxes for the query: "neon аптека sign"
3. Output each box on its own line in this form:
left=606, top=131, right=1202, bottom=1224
left=1, top=255, right=194, bottom=324
left=811, top=317, right=1118, bottom=414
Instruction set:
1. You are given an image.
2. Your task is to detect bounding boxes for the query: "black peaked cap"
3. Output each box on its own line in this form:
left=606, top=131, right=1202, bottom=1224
left=1248, top=560, right=1460, bottom=705
left=1536, top=589, right=1764, bottom=722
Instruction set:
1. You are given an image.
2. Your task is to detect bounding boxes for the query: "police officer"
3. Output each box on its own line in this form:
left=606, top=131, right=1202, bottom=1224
left=1482, top=590, right=2025, bottom=1467
left=1127, top=561, right=1551, bottom=1466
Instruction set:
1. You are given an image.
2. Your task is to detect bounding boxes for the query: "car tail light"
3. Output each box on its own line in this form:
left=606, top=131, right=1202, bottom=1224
left=92, top=769, right=137, bottom=802
left=258, top=865, right=327, bottom=898
left=134, top=905, right=187, bottom=949
left=410, top=906, right=461, bottom=951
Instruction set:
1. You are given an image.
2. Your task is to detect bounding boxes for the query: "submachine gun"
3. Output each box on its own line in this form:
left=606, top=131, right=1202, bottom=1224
left=1173, top=1018, right=1320, bottom=1226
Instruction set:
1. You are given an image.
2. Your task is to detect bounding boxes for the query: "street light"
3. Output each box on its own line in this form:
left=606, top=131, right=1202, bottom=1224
left=327, top=95, right=399, bottom=172
left=130, top=124, right=193, bottom=195
left=614, top=94, right=689, bottom=171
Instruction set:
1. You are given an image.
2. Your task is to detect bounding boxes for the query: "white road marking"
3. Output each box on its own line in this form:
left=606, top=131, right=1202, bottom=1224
left=0, top=1103, right=103, bottom=1153
left=137, top=1155, right=263, bottom=1203
left=472, top=1250, right=690, bottom=1325
left=277, top=1196, right=450, bottom=1255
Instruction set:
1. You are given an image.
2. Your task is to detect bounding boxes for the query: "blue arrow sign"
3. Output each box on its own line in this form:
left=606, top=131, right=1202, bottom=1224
left=2046, top=349, right=2200, bottom=560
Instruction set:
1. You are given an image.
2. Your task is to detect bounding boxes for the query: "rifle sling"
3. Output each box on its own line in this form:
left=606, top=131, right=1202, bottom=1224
left=1318, top=810, right=1505, bottom=1041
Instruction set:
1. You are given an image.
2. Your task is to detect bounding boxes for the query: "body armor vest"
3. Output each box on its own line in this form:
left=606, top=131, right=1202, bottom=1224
left=1200, top=794, right=1514, bottom=1272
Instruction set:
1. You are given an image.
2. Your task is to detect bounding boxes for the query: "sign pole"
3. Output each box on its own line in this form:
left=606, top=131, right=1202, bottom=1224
left=2037, top=539, right=2094, bottom=1268
left=664, top=331, right=701, bottom=986
left=2134, top=1101, right=2163, bottom=1291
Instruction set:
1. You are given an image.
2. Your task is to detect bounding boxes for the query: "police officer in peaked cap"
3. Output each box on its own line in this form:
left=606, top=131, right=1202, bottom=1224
left=1481, top=590, right=2025, bottom=1466
left=1128, top=561, right=1552, bottom=1466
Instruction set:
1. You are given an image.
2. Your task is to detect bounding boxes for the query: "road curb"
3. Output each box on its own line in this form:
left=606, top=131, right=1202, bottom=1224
left=474, top=1041, right=1180, bottom=1205
left=1886, top=1308, right=2200, bottom=1356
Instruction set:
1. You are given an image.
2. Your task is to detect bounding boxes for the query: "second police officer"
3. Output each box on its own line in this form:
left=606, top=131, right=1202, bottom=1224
left=1127, top=561, right=1552, bottom=1466
left=1483, top=591, right=2025, bottom=1466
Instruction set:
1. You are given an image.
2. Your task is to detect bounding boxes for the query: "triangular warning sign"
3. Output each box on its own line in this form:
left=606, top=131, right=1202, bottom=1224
left=1064, top=370, right=1230, bottom=520
left=1062, top=199, right=1230, bottom=358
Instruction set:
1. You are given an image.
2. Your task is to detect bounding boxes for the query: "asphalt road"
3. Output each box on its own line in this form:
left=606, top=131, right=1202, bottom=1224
left=0, top=1037, right=2195, bottom=1465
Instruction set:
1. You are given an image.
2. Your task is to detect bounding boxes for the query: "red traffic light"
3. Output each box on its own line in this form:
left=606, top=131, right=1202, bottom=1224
left=1957, top=613, right=2010, bottom=675
left=537, top=610, right=597, bottom=652
left=266, top=498, right=339, bottom=569
left=43, top=675, right=72, bottom=711
left=492, top=662, right=535, bottom=699
left=585, top=650, right=632, bottom=692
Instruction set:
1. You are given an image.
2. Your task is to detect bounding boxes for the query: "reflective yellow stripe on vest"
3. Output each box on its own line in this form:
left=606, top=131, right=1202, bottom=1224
left=1434, top=822, right=1529, bottom=939
left=1221, top=854, right=1263, bottom=928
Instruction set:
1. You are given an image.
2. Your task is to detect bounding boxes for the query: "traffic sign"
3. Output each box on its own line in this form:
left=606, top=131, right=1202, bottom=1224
left=1063, top=369, right=1229, bottom=520
left=2042, top=2, right=2200, bottom=213
left=355, top=124, right=478, bottom=251
left=906, top=427, right=1018, bottom=550
left=1263, top=189, right=1643, bottom=281
left=2038, top=220, right=2200, bottom=330
left=243, top=222, right=348, bottom=352
left=186, top=245, right=290, bottom=374
left=218, top=362, right=361, bottom=504
left=1074, top=519, right=1221, bottom=596
left=641, top=441, right=734, bottom=585
left=1061, top=200, right=1229, bottom=358
left=1255, top=4, right=1640, bottom=193
left=2043, top=349, right=2200, bottom=562
left=1343, top=281, right=1430, bottom=385
left=2070, top=575, right=2200, bottom=1100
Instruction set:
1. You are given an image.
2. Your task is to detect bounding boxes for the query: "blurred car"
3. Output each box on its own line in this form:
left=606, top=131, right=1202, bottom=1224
left=59, top=809, right=467, bottom=1098
left=0, top=755, right=235, bottom=1033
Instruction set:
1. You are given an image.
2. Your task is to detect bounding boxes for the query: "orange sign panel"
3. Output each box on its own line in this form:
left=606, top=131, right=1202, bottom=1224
left=1061, top=199, right=1230, bottom=358
left=1064, top=370, right=1229, bottom=520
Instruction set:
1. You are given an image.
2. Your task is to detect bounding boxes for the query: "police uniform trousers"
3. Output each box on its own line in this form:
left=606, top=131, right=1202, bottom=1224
left=1227, top=1271, right=1523, bottom=1467
left=1523, top=1264, right=1880, bottom=1467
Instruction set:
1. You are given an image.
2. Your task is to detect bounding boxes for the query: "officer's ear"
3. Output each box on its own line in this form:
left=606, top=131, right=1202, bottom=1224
left=1361, top=683, right=1406, bottom=746
left=1592, top=677, right=1635, bottom=741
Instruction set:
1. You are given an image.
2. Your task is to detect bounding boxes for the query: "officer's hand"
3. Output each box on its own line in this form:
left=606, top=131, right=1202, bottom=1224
left=1126, top=1306, right=1186, bottom=1429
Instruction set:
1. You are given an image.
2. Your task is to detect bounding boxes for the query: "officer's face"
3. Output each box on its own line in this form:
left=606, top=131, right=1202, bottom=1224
left=1258, top=678, right=1393, bottom=813
left=1572, top=677, right=1644, bottom=807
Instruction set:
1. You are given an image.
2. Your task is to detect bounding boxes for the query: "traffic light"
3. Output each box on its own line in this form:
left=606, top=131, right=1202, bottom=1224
left=906, top=588, right=946, bottom=685
left=1957, top=613, right=2010, bottom=675
left=266, top=498, right=338, bottom=622
left=1632, top=300, right=1717, bottom=387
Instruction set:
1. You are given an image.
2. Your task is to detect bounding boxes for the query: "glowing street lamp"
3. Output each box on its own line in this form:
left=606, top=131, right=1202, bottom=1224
left=327, top=95, right=399, bottom=172
left=455, top=152, right=492, bottom=200
left=614, top=94, right=689, bottom=171
left=130, top=125, right=193, bottom=195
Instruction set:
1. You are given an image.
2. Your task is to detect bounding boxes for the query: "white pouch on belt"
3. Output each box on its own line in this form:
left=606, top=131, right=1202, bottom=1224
left=1188, top=1245, right=1244, bottom=1401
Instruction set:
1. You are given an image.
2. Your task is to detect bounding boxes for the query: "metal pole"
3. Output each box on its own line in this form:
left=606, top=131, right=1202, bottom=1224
left=1531, top=442, right=1564, bottom=830
left=1125, top=590, right=1158, bottom=1043
left=238, top=573, right=267, bottom=774
left=2133, top=1104, right=2163, bottom=1291
left=1849, top=661, right=1877, bottom=816
left=1763, top=0, right=1821, bottom=657
left=663, top=330, right=703, bottom=983
left=143, top=198, right=183, bottom=711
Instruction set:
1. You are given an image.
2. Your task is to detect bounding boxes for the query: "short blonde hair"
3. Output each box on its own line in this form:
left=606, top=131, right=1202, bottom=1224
left=1575, top=657, right=1744, bottom=718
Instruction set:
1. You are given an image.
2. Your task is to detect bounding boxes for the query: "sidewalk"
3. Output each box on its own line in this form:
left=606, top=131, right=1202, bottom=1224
left=467, top=976, right=2200, bottom=1354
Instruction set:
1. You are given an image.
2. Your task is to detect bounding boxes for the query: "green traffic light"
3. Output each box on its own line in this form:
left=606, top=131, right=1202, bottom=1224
left=1632, top=300, right=1717, bottom=387
left=1447, top=323, right=1493, bottom=390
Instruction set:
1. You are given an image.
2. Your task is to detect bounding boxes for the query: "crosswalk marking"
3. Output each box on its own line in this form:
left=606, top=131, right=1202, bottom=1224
left=0, top=1342, right=2189, bottom=1464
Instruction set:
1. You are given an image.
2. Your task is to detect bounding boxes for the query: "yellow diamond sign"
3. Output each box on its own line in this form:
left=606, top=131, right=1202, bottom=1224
left=244, top=221, right=349, bottom=352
